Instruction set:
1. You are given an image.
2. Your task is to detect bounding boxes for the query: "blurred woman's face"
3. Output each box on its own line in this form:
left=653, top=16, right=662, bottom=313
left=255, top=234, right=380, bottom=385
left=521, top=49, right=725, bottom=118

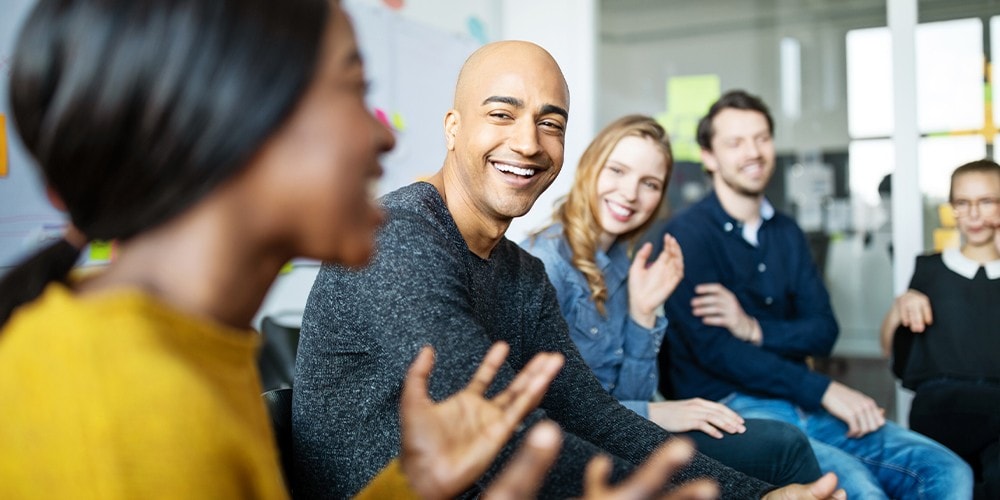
left=244, top=4, right=395, bottom=267
left=951, top=171, right=1000, bottom=249
left=594, top=135, right=666, bottom=243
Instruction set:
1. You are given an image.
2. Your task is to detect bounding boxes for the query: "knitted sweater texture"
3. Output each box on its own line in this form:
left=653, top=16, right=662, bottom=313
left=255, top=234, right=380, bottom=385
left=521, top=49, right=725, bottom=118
left=292, top=182, right=770, bottom=499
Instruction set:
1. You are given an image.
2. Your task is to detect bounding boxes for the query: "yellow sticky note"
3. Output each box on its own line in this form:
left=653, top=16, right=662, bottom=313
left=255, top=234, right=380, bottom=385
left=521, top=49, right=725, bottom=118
left=89, top=240, right=113, bottom=261
left=938, top=203, right=957, bottom=228
left=660, top=75, right=721, bottom=163
left=667, top=75, right=721, bottom=116
left=391, top=112, right=406, bottom=132
left=933, top=228, right=960, bottom=252
left=0, top=113, right=8, bottom=177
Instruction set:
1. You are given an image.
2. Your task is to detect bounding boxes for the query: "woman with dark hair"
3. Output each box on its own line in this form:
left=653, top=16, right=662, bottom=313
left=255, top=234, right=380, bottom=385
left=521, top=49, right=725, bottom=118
left=521, top=114, right=826, bottom=487
left=0, top=0, right=571, bottom=497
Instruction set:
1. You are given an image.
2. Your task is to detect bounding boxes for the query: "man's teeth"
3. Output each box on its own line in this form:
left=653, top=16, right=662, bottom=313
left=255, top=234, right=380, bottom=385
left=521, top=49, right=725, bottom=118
left=494, top=163, right=536, bottom=177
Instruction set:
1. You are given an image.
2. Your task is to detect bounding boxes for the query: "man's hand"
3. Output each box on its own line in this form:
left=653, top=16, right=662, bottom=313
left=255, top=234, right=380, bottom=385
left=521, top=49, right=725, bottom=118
left=629, top=234, right=684, bottom=329
left=762, top=472, right=846, bottom=500
left=648, top=398, right=746, bottom=438
left=400, top=343, right=564, bottom=499
left=821, top=381, right=886, bottom=438
left=487, top=434, right=717, bottom=500
left=581, top=438, right=718, bottom=500
left=482, top=421, right=563, bottom=499
left=691, top=283, right=761, bottom=344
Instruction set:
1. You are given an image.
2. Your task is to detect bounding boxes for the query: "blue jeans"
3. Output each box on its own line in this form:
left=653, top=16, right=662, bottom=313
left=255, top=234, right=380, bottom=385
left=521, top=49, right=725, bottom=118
left=721, top=392, right=973, bottom=499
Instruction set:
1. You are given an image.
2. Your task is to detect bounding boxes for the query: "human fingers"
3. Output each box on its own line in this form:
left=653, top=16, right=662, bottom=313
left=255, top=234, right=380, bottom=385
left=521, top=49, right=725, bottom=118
left=693, top=283, right=723, bottom=296
left=661, top=479, right=718, bottom=500
left=693, top=420, right=725, bottom=439
left=843, top=410, right=862, bottom=438
left=659, top=235, right=680, bottom=262
left=633, top=242, right=654, bottom=270
left=808, top=472, right=841, bottom=499
left=401, top=346, right=436, bottom=409
left=465, top=342, right=511, bottom=395
left=858, top=405, right=886, bottom=437
left=920, top=299, right=933, bottom=327
left=491, top=352, right=564, bottom=419
left=618, top=438, right=696, bottom=499
left=483, top=421, right=562, bottom=500
left=696, top=403, right=745, bottom=434
left=668, top=240, right=684, bottom=274
left=582, top=454, right=614, bottom=496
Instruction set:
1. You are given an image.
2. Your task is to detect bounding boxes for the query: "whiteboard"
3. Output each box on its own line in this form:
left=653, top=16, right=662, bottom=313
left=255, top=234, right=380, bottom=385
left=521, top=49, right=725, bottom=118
left=0, top=0, right=479, bottom=268
left=0, top=0, right=67, bottom=269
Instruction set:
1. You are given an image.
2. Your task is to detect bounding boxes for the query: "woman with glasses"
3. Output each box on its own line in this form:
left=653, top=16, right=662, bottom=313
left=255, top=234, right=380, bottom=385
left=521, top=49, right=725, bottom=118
left=881, top=159, right=1000, bottom=500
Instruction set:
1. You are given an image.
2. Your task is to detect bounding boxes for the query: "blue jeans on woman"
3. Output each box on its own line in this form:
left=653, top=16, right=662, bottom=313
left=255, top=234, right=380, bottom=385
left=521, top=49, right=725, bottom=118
left=721, top=392, right=974, bottom=499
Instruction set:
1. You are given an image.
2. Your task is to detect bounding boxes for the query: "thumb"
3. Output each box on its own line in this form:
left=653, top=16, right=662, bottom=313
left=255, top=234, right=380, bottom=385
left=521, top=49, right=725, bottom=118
left=809, top=472, right=839, bottom=498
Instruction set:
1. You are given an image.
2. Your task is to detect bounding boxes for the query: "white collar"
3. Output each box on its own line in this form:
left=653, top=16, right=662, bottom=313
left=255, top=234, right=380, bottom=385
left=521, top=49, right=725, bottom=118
left=741, top=198, right=775, bottom=246
left=941, top=247, right=1000, bottom=280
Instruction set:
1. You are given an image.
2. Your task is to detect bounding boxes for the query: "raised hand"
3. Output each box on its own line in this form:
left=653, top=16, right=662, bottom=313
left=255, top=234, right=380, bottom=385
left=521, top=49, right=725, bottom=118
left=647, top=398, right=746, bottom=438
left=629, top=234, right=684, bottom=329
left=399, top=343, right=564, bottom=500
left=691, top=283, right=761, bottom=344
left=762, top=472, right=846, bottom=500
left=581, top=438, right=718, bottom=500
left=482, top=421, right=562, bottom=499
left=821, top=381, right=886, bottom=438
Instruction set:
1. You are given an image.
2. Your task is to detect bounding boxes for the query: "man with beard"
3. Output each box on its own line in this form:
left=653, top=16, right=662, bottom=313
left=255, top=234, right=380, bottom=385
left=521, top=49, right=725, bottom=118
left=647, top=89, right=973, bottom=499
left=293, top=45, right=844, bottom=499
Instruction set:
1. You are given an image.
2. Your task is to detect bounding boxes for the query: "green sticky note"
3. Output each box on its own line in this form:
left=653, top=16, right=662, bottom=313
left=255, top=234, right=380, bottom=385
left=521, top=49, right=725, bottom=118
left=661, top=75, right=721, bottom=163
left=391, top=112, right=406, bottom=132
left=89, top=240, right=113, bottom=261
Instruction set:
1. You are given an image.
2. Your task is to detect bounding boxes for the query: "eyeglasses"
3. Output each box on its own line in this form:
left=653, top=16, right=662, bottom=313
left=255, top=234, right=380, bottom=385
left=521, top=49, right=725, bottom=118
left=951, top=197, right=1000, bottom=216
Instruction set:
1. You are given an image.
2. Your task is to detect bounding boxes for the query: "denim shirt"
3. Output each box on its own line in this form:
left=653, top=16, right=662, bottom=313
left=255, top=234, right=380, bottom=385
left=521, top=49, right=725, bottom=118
left=521, top=224, right=667, bottom=418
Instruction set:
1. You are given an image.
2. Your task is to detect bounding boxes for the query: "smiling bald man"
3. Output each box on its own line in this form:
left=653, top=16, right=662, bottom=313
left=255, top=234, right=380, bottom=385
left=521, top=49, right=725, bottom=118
left=292, top=41, right=780, bottom=499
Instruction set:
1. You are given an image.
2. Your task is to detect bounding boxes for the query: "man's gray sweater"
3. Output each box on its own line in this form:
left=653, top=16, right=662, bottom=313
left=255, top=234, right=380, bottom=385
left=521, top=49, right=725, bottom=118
left=292, top=182, right=771, bottom=498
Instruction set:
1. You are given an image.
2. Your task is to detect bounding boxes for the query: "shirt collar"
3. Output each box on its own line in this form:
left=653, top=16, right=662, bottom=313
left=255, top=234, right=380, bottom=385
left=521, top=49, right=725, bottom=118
left=597, top=239, right=631, bottom=288
left=705, top=191, right=775, bottom=246
left=942, top=247, right=1000, bottom=280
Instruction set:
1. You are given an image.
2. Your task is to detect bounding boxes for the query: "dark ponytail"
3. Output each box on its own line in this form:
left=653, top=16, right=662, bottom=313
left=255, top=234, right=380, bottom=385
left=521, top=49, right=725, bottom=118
left=0, top=0, right=329, bottom=326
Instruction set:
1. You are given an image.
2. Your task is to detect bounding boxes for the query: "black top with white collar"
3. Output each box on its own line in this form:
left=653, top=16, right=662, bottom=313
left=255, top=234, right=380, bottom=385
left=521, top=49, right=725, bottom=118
left=893, top=250, right=1000, bottom=390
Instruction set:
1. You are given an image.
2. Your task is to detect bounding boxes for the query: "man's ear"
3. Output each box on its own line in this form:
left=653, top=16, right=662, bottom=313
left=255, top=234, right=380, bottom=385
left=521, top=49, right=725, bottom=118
left=444, top=110, right=460, bottom=151
left=700, top=148, right=718, bottom=174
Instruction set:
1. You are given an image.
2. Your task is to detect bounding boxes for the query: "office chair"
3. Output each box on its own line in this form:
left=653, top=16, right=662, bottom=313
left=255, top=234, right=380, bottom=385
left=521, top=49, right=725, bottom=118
left=263, top=387, right=295, bottom=494
left=258, top=315, right=301, bottom=392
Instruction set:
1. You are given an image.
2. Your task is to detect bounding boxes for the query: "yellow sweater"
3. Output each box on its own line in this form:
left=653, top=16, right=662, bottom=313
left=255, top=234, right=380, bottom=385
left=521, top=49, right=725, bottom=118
left=0, top=284, right=416, bottom=499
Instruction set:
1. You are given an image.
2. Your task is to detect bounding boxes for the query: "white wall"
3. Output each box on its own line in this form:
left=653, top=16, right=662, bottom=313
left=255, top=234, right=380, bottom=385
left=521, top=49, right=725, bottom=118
left=255, top=0, right=599, bottom=327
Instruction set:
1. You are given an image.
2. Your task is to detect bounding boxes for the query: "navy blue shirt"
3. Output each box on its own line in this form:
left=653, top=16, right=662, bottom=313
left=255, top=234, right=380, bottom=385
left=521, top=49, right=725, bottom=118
left=648, top=191, right=837, bottom=411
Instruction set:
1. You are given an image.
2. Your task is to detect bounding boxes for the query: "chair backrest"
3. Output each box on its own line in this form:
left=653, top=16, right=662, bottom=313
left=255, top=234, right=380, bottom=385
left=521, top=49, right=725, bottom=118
left=263, top=387, right=295, bottom=493
left=258, top=315, right=301, bottom=392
